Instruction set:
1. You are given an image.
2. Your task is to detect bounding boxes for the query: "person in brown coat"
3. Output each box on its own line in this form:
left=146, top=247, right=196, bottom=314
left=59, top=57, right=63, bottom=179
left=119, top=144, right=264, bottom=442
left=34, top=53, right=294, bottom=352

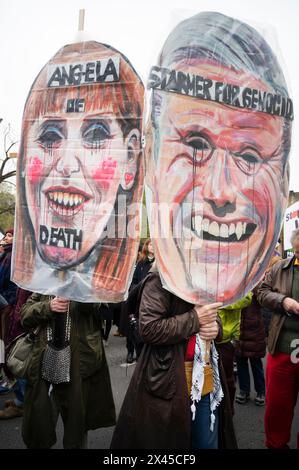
left=235, top=291, right=266, bottom=406
left=110, top=266, right=237, bottom=449
left=257, top=229, right=299, bottom=449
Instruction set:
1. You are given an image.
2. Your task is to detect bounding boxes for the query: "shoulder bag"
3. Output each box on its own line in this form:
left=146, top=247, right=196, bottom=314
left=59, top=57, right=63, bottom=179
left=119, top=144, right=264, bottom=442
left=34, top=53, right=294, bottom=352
left=7, top=328, right=39, bottom=378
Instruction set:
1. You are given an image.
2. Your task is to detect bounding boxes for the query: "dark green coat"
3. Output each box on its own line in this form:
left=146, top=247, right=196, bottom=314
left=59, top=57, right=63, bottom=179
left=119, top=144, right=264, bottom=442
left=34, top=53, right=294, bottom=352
left=21, top=294, right=116, bottom=449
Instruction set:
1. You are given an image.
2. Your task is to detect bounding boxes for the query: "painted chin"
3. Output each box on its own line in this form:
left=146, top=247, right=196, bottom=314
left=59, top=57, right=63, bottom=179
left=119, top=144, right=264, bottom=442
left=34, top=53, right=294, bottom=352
left=188, top=256, right=255, bottom=303
left=39, top=245, right=83, bottom=266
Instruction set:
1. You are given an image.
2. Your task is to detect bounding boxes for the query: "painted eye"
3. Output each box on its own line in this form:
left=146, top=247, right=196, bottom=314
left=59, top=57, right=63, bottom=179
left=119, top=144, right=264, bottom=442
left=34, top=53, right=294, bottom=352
left=82, top=122, right=111, bottom=148
left=233, top=148, right=262, bottom=175
left=184, top=134, right=214, bottom=163
left=38, top=125, right=64, bottom=149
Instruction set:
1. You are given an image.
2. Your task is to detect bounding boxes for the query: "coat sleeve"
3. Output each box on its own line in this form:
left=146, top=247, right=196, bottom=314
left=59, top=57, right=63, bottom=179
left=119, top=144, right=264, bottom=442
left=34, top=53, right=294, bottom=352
left=256, top=270, right=286, bottom=312
left=215, top=315, right=223, bottom=342
left=223, top=292, right=253, bottom=310
left=21, top=293, right=53, bottom=329
left=131, top=262, right=142, bottom=288
left=139, top=274, right=200, bottom=345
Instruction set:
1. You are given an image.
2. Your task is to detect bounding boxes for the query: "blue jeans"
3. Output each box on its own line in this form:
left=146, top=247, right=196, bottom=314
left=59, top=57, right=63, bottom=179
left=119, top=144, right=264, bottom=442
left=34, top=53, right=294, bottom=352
left=191, top=394, right=219, bottom=449
left=236, top=356, right=265, bottom=395
left=13, top=378, right=27, bottom=406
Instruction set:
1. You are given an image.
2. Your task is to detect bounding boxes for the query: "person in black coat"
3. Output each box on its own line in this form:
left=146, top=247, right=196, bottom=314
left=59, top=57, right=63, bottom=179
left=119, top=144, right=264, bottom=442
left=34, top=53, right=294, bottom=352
left=119, top=239, right=155, bottom=363
left=235, top=290, right=266, bottom=406
left=0, top=229, right=17, bottom=390
left=130, top=239, right=155, bottom=288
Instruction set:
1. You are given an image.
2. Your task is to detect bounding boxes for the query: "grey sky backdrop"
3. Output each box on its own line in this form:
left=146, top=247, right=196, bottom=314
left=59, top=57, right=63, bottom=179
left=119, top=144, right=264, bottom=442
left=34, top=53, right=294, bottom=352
left=1, top=0, right=298, bottom=190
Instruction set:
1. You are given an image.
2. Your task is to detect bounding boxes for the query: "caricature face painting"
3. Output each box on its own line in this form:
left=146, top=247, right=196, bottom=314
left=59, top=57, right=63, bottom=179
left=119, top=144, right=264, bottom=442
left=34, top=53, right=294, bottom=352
left=147, top=12, right=293, bottom=305
left=13, top=41, right=144, bottom=301
left=26, top=108, right=127, bottom=267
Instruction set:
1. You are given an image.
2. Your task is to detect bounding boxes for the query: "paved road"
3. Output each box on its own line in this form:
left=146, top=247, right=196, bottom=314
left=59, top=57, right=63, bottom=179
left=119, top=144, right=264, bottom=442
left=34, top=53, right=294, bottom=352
left=0, top=328, right=298, bottom=449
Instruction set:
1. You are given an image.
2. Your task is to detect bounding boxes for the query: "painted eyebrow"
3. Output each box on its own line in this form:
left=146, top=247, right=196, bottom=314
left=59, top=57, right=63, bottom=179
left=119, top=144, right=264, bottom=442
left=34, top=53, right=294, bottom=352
left=171, top=121, right=267, bottom=154
left=177, top=107, right=277, bottom=129
left=39, top=119, right=67, bottom=135
left=80, top=118, right=112, bottom=135
left=82, top=113, right=114, bottom=121
left=170, top=117, right=211, bottom=142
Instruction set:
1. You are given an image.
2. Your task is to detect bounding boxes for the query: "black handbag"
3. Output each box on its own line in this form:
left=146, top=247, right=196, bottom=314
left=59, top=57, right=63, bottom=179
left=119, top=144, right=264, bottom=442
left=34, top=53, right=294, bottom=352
left=42, top=304, right=71, bottom=384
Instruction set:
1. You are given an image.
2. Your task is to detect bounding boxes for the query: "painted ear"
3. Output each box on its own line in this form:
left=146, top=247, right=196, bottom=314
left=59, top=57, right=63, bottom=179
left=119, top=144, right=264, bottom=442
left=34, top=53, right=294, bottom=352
left=120, top=129, right=141, bottom=190
left=144, top=121, right=155, bottom=189
left=145, top=91, right=162, bottom=190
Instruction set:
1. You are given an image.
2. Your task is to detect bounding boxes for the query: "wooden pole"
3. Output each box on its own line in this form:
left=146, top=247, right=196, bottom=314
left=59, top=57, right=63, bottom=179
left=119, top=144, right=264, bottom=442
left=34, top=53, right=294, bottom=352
left=78, top=9, right=85, bottom=32
left=58, top=270, right=66, bottom=282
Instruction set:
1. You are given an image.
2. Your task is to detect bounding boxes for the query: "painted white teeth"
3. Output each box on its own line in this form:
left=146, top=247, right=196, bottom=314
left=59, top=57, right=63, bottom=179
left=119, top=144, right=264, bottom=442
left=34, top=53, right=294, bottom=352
left=194, top=215, right=202, bottom=234
left=236, top=222, right=243, bottom=240
left=209, top=221, right=220, bottom=238
left=229, top=223, right=235, bottom=236
left=48, top=191, right=86, bottom=208
left=202, top=218, right=209, bottom=232
left=220, top=224, right=229, bottom=238
left=190, top=216, right=250, bottom=241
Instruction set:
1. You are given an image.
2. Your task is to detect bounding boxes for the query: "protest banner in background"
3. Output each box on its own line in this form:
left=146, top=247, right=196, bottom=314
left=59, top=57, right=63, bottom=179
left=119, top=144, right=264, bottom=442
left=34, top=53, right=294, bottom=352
left=284, top=201, right=299, bottom=251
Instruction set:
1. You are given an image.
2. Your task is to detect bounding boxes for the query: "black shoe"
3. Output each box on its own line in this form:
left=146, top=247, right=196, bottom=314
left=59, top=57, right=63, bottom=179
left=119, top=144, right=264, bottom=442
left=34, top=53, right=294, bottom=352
left=126, top=352, right=134, bottom=364
left=235, top=390, right=250, bottom=404
left=254, top=393, right=265, bottom=406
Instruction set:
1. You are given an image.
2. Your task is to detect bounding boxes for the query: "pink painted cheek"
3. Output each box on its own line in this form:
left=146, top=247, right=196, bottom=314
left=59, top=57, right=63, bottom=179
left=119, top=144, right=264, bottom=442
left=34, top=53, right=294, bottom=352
left=243, top=187, right=270, bottom=219
left=92, top=157, right=117, bottom=190
left=27, top=156, right=43, bottom=184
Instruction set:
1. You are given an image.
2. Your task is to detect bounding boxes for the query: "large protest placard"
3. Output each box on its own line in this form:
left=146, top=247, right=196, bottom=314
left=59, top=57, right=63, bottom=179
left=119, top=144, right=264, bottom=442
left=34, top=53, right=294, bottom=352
left=12, top=41, right=144, bottom=302
left=146, top=12, right=293, bottom=305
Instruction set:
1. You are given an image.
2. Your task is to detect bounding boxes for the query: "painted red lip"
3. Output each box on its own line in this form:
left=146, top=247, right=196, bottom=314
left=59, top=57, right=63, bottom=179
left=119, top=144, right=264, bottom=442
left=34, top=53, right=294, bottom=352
left=175, top=210, right=258, bottom=243
left=189, top=212, right=258, bottom=226
left=43, top=186, right=92, bottom=199
left=43, top=186, right=93, bottom=218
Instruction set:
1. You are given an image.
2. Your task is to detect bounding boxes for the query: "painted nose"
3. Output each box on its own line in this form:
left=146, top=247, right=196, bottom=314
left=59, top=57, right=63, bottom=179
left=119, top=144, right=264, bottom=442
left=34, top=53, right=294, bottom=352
left=56, top=151, right=80, bottom=177
left=203, top=149, right=236, bottom=216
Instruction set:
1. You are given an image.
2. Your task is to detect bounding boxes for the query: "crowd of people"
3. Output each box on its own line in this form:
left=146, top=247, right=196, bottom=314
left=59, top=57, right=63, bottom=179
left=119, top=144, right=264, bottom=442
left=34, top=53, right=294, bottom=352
left=0, top=230, right=299, bottom=449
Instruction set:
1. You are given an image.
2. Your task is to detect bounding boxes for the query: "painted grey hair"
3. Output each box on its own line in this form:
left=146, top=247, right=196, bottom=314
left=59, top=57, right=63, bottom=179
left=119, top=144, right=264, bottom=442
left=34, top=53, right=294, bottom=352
left=158, top=11, right=289, bottom=97
left=151, top=11, right=292, bottom=171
